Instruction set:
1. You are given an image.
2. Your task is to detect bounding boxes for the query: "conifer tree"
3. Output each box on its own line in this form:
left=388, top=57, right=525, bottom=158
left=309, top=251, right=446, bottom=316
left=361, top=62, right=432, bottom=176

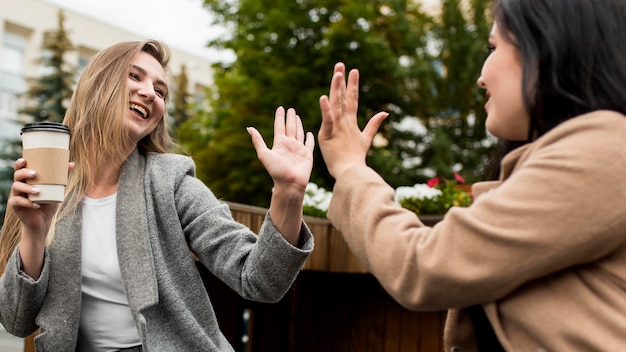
left=169, top=64, right=191, bottom=138
left=19, top=10, right=75, bottom=123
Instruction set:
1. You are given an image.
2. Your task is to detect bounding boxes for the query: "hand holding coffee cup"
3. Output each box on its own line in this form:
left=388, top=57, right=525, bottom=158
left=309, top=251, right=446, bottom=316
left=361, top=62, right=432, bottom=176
left=20, top=122, right=71, bottom=203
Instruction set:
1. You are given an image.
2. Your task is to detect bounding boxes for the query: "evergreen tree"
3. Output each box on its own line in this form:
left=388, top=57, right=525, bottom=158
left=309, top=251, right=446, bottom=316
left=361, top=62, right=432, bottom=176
left=19, top=10, right=75, bottom=123
left=195, top=0, right=492, bottom=207
left=0, top=10, right=75, bottom=228
left=169, top=64, right=192, bottom=138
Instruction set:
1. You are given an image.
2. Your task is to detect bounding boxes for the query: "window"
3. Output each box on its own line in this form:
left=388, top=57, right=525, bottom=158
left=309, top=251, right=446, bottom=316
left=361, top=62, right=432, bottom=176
left=0, top=28, right=29, bottom=140
left=76, top=45, right=97, bottom=81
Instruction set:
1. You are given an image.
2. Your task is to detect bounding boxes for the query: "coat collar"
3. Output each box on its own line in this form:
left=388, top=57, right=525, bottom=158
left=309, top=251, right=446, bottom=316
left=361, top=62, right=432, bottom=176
left=115, top=149, right=159, bottom=312
left=471, top=143, right=533, bottom=199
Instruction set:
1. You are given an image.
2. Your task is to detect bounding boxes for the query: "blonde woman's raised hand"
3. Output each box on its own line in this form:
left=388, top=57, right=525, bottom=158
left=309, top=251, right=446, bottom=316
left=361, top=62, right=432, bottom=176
left=318, top=62, right=388, bottom=179
left=247, top=106, right=315, bottom=192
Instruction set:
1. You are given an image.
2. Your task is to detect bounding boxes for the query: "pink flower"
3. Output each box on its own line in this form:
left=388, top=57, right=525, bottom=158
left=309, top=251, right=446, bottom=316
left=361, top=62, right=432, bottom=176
left=426, top=177, right=439, bottom=188
left=454, top=172, right=465, bottom=184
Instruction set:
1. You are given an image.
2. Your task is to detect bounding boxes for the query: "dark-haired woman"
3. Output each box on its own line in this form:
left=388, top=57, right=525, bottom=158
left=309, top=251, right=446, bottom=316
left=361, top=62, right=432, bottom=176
left=317, top=0, right=626, bottom=350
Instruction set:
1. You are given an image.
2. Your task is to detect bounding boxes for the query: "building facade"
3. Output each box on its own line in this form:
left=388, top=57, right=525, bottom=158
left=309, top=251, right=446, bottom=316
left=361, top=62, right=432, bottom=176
left=0, top=0, right=214, bottom=141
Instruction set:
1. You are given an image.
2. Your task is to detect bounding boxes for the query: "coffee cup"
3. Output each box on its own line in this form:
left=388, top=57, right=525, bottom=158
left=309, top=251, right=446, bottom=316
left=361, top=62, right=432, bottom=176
left=21, top=122, right=71, bottom=203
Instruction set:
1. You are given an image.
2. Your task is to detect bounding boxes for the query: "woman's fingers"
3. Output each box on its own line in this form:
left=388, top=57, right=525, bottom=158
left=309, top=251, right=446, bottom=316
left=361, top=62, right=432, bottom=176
left=247, top=126, right=267, bottom=156
left=274, top=106, right=286, bottom=139
left=13, top=167, right=36, bottom=182
left=8, top=157, right=41, bottom=209
left=325, top=64, right=361, bottom=129
left=9, top=179, right=41, bottom=210
left=295, top=114, right=304, bottom=142
left=275, top=106, right=306, bottom=141
left=345, top=68, right=360, bottom=116
left=251, top=106, right=310, bottom=155
left=13, top=157, right=26, bottom=171
left=328, top=66, right=346, bottom=118
left=285, top=107, right=297, bottom=137
left=363, top=111, right=390, bottom=144
left=68, top=161, right=75, bottom=176
left=319, top=95, right=333, bottom=128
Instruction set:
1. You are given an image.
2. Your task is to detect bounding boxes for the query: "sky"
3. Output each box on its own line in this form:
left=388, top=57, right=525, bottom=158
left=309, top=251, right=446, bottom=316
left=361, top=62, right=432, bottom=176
left=43, top=0, right=234, bottom=63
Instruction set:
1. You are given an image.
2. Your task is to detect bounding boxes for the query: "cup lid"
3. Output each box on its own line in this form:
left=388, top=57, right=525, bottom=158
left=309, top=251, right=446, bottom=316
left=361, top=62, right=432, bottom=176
left=21, top=122, right=71, bottom=135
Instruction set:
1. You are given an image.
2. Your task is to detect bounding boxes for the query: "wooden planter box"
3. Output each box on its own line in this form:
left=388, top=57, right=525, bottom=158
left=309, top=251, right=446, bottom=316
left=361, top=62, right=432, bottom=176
left=224, top=202, right=447, bottom=352
left=227, top=202, right=444, bottom=274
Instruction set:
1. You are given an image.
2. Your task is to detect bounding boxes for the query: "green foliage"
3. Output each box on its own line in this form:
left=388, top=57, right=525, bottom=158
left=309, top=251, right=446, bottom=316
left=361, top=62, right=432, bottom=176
left=302, top=205, right=328, bottom=219
left=191, top=0, right=493, bottom=207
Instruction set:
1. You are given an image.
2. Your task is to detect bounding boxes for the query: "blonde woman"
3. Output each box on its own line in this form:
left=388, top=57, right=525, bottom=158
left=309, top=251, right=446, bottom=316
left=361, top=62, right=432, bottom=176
left=0, top=40, right=314, bottom=351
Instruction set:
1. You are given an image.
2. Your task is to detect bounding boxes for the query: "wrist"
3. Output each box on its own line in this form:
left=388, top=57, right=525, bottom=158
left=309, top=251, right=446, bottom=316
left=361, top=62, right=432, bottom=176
left=272, top=182, right=306, bottom=202
left=330, top=162, right=360, bottom=180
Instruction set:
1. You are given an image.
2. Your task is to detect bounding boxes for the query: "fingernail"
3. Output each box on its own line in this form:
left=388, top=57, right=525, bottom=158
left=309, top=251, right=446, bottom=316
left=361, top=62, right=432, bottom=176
left=27, top=170, right=36, bottom=176
left=32, top=203, right=41, bottom=209
left=31, top=187, right=40, bottom=194
left=17, top=158, right=24, bottom=163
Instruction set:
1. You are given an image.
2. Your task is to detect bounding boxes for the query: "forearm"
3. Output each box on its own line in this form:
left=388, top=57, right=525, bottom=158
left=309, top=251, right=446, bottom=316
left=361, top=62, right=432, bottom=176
left=268, top=184, right=305, bottom=246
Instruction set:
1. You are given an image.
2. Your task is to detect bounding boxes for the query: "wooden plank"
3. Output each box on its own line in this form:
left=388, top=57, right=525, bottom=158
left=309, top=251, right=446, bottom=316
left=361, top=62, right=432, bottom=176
left=399, top=304, right=421, bottom=352
left=383, top=297, right=402, bottom=352
left=416, top=311, right=446, bottom=352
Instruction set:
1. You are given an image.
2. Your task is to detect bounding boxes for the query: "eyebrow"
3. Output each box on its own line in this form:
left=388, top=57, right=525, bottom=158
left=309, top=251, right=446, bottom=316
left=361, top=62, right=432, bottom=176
left=131, top=64, right=168, bottom=91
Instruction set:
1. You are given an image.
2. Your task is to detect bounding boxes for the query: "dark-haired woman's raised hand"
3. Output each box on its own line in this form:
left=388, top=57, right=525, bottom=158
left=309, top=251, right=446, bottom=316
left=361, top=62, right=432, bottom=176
left=318, top=62, right=388, bottom=180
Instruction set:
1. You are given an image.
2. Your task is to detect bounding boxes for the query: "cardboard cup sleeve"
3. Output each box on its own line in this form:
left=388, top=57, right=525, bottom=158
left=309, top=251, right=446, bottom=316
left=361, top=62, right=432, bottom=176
left=23, top=148, right=70, bottom=186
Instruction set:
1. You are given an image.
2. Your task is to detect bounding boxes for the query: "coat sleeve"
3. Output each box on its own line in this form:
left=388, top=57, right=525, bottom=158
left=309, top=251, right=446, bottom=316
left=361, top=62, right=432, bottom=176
left=151, top=154, right=313, bottom=303
left=327, top=111, right=626, bottom=311
left=0, top=246, right=50, bottom=337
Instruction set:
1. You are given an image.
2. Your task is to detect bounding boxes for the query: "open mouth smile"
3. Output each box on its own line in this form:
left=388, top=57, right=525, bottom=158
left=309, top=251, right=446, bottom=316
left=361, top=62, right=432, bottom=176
left=130, top=103, right=148, bottom=119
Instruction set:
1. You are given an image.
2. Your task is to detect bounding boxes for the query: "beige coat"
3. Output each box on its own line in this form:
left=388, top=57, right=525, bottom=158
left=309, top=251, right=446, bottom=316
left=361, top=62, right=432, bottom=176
left=327, top=110, right=626, bottom=351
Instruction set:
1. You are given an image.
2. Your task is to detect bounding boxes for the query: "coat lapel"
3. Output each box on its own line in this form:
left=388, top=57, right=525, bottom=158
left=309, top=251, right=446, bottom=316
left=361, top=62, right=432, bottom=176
left=116, top=150, right=159, bottom=312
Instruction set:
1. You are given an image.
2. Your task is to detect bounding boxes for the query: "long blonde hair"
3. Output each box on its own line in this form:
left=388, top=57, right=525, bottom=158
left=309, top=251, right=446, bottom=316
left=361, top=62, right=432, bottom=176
left=0, top=40, right=174, bottom=275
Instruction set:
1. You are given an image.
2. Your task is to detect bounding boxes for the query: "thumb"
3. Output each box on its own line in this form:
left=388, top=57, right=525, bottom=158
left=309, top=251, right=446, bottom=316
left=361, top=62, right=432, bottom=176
left=362, top=112, right=389, bottom=143
left=247, top=127, right=268, bottom=155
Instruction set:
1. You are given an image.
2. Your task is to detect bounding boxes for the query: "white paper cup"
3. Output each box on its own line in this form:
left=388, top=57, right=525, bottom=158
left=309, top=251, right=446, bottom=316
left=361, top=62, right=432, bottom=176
left=21, top=122, right=71, bottom=204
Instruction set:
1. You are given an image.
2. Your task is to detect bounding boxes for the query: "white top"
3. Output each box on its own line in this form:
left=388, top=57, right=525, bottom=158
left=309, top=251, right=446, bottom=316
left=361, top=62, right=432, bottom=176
left=77, top=193, right=141, bottom=352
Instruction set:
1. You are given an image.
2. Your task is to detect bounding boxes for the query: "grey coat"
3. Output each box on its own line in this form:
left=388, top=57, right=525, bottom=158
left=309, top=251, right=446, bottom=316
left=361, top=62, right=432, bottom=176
left=0, top=149, right=313, bottom=351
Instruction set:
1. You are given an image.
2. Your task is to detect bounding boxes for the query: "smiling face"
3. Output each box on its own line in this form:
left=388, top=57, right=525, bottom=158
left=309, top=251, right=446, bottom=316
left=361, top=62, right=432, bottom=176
left=477, top=23, right=529, bottom=141
left=126, top=51, right=168, bottom=145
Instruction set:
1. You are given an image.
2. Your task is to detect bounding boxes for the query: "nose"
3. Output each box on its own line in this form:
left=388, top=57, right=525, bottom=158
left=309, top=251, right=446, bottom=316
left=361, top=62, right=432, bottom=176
left=137, top=82, right=156, bottom=102
left=476, top=76, right=486, bottom=89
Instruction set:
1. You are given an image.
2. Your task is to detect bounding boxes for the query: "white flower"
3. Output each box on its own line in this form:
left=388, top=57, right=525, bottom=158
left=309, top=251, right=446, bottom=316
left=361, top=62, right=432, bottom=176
left=394, top=183, right=442, bottom=203
left=304, top=182, right=333, bottom=212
